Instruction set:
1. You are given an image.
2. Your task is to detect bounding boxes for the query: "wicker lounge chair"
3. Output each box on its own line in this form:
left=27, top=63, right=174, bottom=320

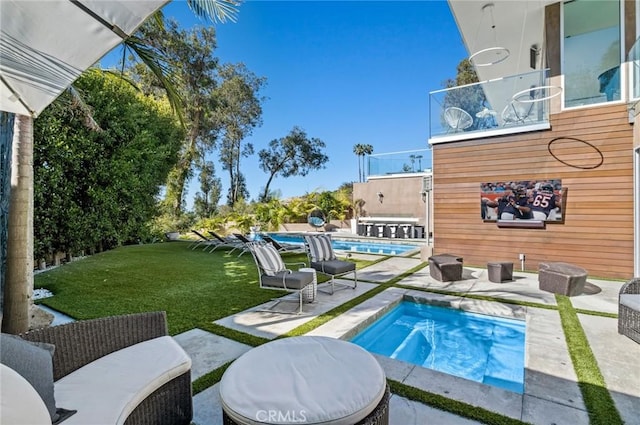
left=619, top=278, right=640, bottom=344
left=247, top=241, right=314, bottom=314
left=16, top=311, right=192, bottom=425
left=303, top=234, right=357, bottom=295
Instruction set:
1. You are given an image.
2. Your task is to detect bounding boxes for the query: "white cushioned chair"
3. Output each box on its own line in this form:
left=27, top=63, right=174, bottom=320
left=303, top=234, right=357, bottom=295
left=247, top=241, right=314, bottom=314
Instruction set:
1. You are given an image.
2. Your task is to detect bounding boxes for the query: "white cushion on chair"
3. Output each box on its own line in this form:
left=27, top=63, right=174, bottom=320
left=55, top=336, right=191, bottom=425
left=305, top=234, right=336, bottom=262
left=1, top=364, right=51, bottom=425
left=254, top=244, right=285, bottom=276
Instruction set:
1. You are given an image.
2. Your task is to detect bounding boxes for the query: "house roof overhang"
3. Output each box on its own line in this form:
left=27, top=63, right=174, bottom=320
left=447, top=0, right=557, bottom=82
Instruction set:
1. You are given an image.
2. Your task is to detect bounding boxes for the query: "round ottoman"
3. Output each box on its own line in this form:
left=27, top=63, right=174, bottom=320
left=219, top=336, right=389, bottom=425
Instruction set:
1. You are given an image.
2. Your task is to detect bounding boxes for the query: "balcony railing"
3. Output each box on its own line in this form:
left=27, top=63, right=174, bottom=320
left=367, top=149, right=432, bottom=178
left=628, top=37, right=640, bottom=116
left=429, top=69, right=551, bottom=142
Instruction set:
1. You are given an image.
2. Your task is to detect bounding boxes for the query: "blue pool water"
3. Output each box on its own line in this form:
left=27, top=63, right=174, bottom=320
left=351, top=301, right=526, bottom=393
left=266, top=233, right=419, bottom=255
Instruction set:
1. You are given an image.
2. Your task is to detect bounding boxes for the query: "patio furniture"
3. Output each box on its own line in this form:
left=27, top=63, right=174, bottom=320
left=400, top=224, right=413, bottom=239
left=299, top=267, right=318, bottom=303
left=231, top=233, right=253, bottom=257
left=207, top=231, right=244, bottom=254
left=487, top=261, right=514, bottom=283
left=618, top=278, right=640, bottom=344
left=190, top=229, right=216, bottom=250
left=246, top=241, right=315, bottom=314
left=538, top=262, right=587, bottom=296
left=308, top=209, right=326, bottom=229
left=303, top=234, right=357, bottom=295
left=3, top=311, right=192, bottom=425
left=260, top=234, right=305, bottom=253
left=443, top=106, right=473, bottom=132
left=428, top=254, right=463, bottom=282
left=219, top=336, right=390, bottom=425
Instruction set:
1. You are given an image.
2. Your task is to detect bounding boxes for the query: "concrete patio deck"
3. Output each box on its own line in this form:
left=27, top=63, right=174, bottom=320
left=175, top=256, right=640, bottom=425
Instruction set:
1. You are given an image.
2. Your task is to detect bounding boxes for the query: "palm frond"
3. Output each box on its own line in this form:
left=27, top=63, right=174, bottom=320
left=187, top=0, right=241, bottom=23
left=123, top=35, right=185, bottom=126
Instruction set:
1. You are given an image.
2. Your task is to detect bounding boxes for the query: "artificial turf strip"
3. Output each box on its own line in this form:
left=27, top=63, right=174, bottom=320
left=555, top=295, right=623, bottom=425
left=388, top=380, right=529, bottom=425
left=199, top=322, right=270, bottom=347
left=192, top=361, right=233, bottom=395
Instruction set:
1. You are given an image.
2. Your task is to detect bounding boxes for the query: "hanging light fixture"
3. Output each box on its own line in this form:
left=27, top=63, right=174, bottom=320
left=469, top=3, right=510, bottom=67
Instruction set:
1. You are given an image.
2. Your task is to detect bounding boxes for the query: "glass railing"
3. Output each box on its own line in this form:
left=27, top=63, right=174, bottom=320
left=429, top=69, right=551, bottom=140
left=627, top=37, right=640, bottom=112
left=367, top=148, right=432, bottom=177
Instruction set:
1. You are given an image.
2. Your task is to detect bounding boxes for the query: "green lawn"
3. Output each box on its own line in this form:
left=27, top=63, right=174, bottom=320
left=35, top=241, right=365, bottom=335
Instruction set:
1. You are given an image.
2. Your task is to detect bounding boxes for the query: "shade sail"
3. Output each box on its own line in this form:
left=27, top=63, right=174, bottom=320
left=0, top=0, right=169, bottom=117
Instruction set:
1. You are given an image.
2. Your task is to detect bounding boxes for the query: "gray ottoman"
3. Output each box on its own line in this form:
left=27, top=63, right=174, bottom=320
left=220, top=336, right=389, bottom=425
left=487, top=262, right=514, bottom=283
left=428, top=254, right=463, bottom=282
left=538, top=262, right=588, bottom=296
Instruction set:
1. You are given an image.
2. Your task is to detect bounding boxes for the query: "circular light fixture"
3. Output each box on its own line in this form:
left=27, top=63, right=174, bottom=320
left=512, top=86, right=563, bottom=103
left=468, top=3, right=510, bottom=67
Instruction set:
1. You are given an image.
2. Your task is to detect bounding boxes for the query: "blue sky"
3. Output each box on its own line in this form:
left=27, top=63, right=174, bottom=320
left=101, top=0, right=467, bottom=206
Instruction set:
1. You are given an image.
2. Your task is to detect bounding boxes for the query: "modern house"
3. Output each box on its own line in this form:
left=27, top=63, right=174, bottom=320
left=357, top=0, right=639, bottom=280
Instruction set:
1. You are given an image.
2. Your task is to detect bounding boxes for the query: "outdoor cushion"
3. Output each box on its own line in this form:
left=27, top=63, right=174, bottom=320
left=220, top=336, right=386, bottom=425
left=0, top=364, right=51, bottom=425
left=310, top=260, right=356, bottom=275
left=620, top=294, right=640, bottom=311
left=261, top=271, right=314, bottom=290
left=54, top=335, right=191, bottom=425
left=0, top=333, right=59, bottom=422
left=305, top=234, right=336, bottom=262
left=253, top=243, right=285, bottom=276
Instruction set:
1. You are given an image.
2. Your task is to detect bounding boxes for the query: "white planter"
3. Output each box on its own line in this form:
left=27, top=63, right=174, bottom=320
left=165, top=232, right=180, bottom=241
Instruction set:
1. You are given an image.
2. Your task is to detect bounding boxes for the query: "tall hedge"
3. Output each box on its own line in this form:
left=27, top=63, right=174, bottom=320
left=33, top=70, right=184, bottom=260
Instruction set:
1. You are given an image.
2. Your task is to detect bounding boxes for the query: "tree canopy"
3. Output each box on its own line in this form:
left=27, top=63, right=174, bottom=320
left=258, top=126, right=329, bottom=202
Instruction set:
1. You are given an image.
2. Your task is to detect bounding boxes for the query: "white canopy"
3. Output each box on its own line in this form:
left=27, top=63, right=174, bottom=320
left=0, top=0, right=169, bottom=117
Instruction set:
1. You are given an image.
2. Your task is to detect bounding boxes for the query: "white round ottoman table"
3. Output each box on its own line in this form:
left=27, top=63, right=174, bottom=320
left=219, top=336, right=389, bottom=425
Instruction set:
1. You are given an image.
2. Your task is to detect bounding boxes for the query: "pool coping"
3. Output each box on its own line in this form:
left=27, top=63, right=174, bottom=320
left=306, top=287, right=590, bottom=423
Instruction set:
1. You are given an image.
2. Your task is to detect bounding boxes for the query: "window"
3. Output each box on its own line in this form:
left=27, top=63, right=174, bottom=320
left=563, top=0, right=621, bottom=107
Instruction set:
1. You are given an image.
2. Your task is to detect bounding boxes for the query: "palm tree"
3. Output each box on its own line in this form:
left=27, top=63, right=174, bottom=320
left=353, top=144, right=364, bottom=182
left=1, top=0, right=240, bottom=333
left=361, top=144, right=373, bottom=181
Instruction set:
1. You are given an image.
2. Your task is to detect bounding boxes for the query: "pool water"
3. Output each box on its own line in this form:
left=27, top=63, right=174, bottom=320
left=265, top=233, right=419, bottom=255
left=350, top=301, right=526, bottom=393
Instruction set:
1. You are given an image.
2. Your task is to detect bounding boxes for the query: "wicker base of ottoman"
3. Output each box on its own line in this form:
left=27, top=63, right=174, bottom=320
left=428, top=254, right=463, bottom=282
left=487, top=262, right=513, bottom=283
left=222, top=384, right=390, bottom=425
left=538, top=262, right=587, bottom=296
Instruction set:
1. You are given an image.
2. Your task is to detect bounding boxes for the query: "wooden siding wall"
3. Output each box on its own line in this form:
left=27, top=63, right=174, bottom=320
left=432, top=104, right=634, bottom=280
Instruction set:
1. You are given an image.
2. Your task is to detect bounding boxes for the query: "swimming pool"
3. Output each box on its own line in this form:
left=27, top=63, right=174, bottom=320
left=265, top=233, right=420, bottom=255
left=350, top=301, right=526, bottom=393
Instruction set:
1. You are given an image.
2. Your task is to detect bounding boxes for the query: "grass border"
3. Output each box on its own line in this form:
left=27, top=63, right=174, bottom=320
left=555, top=295, right=623, bottom=425
left=388, top=380, right=530, bottom=425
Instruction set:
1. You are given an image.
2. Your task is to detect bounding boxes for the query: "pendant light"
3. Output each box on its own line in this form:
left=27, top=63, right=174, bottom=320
left=469, top=3, right=510, bottom=67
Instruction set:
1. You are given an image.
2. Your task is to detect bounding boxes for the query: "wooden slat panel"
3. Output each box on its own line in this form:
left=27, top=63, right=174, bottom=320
left=432, top=104, right=634, bottom=280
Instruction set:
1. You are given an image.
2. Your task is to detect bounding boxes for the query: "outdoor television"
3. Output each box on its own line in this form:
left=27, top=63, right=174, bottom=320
left=480, top=179, right=565, bottom=224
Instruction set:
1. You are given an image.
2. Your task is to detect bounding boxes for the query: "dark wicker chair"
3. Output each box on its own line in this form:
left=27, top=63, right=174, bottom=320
left=619, top=278, right=640, bottom=344
left=20, top=311, right=192, bottom=425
